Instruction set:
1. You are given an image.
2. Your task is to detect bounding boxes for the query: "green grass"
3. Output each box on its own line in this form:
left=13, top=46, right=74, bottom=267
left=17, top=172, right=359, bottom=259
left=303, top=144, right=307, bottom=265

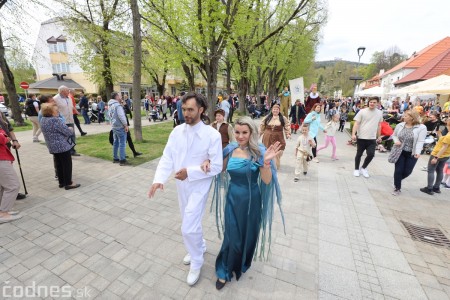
left=11, top=120, right=33, bottom=132
left=75, top=122, right=173, bottom=166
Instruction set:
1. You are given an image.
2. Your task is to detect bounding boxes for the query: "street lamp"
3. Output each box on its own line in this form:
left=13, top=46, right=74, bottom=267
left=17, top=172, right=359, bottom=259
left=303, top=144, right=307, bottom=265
left=349, top=46, right=366, bottom=110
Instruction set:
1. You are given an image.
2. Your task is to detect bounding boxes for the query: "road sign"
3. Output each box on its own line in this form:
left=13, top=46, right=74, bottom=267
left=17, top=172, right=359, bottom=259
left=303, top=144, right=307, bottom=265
left=20, top=82, right=29, bottom=89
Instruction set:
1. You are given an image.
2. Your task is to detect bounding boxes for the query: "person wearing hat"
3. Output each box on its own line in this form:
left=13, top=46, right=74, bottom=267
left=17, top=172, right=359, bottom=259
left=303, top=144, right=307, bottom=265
left=211, top=109, right=235, bottom=148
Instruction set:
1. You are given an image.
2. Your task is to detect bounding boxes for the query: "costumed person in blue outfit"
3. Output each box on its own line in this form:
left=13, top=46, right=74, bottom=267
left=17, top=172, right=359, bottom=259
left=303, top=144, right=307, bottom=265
left=303, top=103, right=326, bottom=163
left=202, top=116, right=285, bottom=290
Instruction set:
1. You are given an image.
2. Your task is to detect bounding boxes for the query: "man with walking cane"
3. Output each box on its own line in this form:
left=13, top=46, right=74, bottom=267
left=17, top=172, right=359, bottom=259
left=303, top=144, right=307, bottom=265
left=0, top=112, right=27, bottom=200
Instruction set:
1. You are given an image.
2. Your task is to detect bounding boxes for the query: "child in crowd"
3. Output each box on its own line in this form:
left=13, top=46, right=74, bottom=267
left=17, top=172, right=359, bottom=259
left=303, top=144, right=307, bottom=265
left=326, top=106, right=337, bottom=121
left=338, top=107, right=348, bottom=132
left=294, top=124, right=316, bottom=181
left=317, top=113, right=340, bottom=160
left=443, top=162, right=450, bottom=188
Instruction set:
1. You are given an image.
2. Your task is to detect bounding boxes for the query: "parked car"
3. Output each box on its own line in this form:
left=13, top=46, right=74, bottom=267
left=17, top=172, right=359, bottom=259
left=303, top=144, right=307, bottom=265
left=0, top=103, right=8, bottom=116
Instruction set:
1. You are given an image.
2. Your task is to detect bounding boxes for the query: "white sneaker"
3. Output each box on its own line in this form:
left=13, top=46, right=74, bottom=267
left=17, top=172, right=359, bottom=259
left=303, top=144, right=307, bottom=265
left=187, top=268, right=201, bottom=286
left=360, top=168, right=369, bottom=178
left=353, top=170, right=360, bottom=177
left=0, top=214, right=22, bottom=224
left=313, top=157, right=319, bottom=163
left=183, top=248, right=206, bottom=265
left=391, top=189, right=401, bottom=196
left=183, top=253, right=191, bottom=265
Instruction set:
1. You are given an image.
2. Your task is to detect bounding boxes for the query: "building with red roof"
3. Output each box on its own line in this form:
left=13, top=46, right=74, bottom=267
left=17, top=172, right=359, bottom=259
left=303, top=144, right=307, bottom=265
left=380, top=37, right=450, bottom=97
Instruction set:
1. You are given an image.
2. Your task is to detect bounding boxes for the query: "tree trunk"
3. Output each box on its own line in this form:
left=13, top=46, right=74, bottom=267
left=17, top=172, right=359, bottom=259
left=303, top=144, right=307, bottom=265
left=225, top=57, right=232, bottom=95
left=130, top=0, right=142, bottom=141
left=181, top=61, right=195, bottom=91
left=205, top=56, right=219, bottom=119
left=101, top=37, right=114, bottom=98
left=0, top=26, right=24, bottom=125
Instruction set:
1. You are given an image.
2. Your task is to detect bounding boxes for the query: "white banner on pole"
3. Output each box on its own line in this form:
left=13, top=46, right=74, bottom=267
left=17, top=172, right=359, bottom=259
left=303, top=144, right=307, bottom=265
left=289, top=77, right=304, bottom=105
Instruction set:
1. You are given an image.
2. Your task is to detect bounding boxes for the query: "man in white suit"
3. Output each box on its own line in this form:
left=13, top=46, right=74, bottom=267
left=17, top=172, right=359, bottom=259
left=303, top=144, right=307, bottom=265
left=148, top=92, right=223, bottom=286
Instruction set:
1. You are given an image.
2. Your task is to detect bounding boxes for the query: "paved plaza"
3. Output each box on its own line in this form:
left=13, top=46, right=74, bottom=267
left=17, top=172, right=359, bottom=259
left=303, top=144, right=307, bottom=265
left=1, top=117, right=450, bottom=299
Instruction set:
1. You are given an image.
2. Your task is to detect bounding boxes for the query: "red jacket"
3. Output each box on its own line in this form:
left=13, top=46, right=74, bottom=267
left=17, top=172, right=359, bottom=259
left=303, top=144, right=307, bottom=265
left=380, top=121, right=394, bottom=136
left=0, top=129, right=14, bottom=161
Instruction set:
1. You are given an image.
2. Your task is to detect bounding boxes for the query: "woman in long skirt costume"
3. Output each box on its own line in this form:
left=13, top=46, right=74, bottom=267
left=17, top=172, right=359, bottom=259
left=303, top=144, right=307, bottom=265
left=205, top=116, right=285, bottom=290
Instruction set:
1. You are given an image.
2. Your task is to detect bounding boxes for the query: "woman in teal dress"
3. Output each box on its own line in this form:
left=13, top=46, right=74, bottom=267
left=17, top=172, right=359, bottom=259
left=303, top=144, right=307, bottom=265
left=202, top=116, right=284, bottom=290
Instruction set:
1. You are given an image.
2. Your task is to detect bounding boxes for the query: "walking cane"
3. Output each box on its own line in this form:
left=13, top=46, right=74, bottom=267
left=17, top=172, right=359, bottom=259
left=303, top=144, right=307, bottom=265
left=14, top=147, right=28, bottom=195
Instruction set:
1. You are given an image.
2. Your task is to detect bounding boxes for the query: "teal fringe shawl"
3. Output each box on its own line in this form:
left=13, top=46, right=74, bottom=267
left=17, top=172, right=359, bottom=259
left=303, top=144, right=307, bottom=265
left=210, top=142, right=286, bottom=261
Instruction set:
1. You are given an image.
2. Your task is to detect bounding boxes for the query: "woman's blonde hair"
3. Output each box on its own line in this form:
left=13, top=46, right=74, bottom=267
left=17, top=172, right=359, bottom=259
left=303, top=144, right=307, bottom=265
left=404, top=109, right=420, bottom=125
left=41, top=103, right=57, bottom=117
left=234, top=116, right=261, bottom=160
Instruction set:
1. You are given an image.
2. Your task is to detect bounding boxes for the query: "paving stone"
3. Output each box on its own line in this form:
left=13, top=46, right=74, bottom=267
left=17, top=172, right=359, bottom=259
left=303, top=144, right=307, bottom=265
left=368, top=243, right=414, bottom=275
left=21, top=249, right=53, bottom=269
left=429, top=263, right=450, bottom=280
left=423, top=286, right=450, bottom=300
left=106, top=279, right=129, bottom=296
left=319, top=240, right=355, bottom=271
left=375, top=266, right=427, bottom=300
left=60, top=264, right=91, bottom=286
left=90, top=275, right=110, bottom=292
left=52, top=259, right=77, bottom=275
left=7, top=263, right=29, bottom=278
left=319, top=262, right=361, bottom=299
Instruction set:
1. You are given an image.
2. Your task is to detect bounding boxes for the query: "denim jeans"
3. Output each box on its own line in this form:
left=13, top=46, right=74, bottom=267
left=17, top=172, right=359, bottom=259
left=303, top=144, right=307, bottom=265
left=394, top=151, right=418, bottom=190
left=427, top=156, right=449, bottom=189
left=113, top=128, right=127, bottom=161
left=81, top=108, right=90, bottom=124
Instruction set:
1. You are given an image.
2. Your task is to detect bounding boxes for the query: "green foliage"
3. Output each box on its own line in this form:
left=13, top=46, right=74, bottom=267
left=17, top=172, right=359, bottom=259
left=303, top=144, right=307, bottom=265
left=347, top=112, right=355, bottom=122
left=305, top=60, right=366, bottom=97
left=74, top=122, right=173, bottom=166
left=59, top=0, right=131, bottom=94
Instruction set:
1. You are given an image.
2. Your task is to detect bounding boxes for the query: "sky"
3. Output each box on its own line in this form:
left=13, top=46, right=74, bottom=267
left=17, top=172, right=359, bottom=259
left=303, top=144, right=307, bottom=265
left=316, top=0, right=450, bottom=63
left=4, top=0, right=450, bottom=65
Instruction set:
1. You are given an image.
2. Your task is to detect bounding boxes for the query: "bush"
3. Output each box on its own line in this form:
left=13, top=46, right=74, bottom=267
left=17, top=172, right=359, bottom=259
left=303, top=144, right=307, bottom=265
left=347, top=112, right=355, bottom=122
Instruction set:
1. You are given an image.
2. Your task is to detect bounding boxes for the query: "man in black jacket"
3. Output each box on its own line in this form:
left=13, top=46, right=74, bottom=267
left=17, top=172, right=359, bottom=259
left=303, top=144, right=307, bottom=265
left=79, top=91, right=90, bottom=124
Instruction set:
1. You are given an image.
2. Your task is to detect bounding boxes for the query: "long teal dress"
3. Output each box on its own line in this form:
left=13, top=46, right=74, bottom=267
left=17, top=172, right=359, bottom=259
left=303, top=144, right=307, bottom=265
left=215, top=157, right=262, bottom=281
left=212, top=142, right=285, bottom=282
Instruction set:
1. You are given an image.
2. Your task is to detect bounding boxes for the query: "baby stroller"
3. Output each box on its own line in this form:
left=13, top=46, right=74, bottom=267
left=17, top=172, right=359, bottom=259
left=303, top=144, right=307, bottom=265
left=173, top=109, right=180, bottom=127
left=89, top=108, right=98, bottom=123
left=149, top=104, right=163, bottom=122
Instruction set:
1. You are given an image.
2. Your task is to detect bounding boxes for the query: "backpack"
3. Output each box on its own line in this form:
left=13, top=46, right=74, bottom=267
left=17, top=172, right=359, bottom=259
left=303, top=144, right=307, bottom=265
left=25, top=99, right=38, bottom=116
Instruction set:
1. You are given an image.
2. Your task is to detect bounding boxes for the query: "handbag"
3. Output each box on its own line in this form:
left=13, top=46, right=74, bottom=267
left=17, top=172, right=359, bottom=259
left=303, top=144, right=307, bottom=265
left=388, top=144, right=403, bottom=163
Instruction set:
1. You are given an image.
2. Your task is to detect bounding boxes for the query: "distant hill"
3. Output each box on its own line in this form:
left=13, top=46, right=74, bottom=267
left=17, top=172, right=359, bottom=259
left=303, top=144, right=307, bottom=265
left=314, top=60, right=368, bottom=68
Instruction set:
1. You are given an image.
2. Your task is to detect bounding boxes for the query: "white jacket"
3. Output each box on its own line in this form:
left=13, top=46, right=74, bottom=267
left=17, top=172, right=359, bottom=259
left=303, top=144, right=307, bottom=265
left=153, top=121, right=223, bottom=184
left=392, top=122, right=427, bottom=156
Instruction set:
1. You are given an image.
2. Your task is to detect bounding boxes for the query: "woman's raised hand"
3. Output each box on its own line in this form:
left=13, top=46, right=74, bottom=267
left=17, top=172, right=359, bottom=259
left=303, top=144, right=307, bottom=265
left=264, top=141, right=282, bottom=163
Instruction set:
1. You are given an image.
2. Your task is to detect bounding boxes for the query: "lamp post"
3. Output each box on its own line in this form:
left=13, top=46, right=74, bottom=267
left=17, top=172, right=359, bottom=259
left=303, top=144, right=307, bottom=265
left=349, top=46, right=365, bottom=110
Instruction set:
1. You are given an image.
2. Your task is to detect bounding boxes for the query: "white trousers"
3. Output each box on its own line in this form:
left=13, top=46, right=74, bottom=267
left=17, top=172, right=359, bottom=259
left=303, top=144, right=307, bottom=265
left=176, top=179, right=210, bottom=270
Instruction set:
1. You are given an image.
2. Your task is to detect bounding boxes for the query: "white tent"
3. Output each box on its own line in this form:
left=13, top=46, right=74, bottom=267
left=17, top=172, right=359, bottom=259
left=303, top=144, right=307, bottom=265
left=356, top=86, right=384, bottom=97
left=389, top=74, right=450, bottom=95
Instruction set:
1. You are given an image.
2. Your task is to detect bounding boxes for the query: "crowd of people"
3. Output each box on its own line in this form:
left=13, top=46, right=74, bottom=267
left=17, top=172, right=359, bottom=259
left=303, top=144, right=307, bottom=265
left=1, top=83, right=449, bottom=294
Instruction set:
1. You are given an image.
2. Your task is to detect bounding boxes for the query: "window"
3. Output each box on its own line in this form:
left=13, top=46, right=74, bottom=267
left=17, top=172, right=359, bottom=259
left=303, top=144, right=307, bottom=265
left=52, top=63, right=70, bottom=73
left=171, top=86, right=176, bottom=96
left=48, top=43, right=57, bottom=53
left=58, top=42, right=67, bottom=53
